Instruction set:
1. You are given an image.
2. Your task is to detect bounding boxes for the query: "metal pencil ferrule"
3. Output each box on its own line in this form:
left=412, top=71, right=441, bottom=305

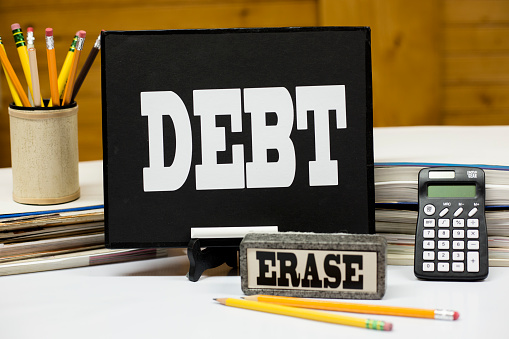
left=434, top=309, right=455, bottom=320
left=27, top=32, right=34, bottom=46
left=77, top=37, right=85, bottom=50
left=94, top=35, right=101, bottom=49
left=46, top=36, right=55, bottom=50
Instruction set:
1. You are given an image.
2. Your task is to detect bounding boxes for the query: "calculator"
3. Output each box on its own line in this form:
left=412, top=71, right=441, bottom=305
left=414, top=167, right=489, bottom=281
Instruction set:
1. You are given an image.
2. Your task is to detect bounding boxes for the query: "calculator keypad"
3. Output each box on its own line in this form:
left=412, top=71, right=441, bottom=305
left=420, top=203, right=480, bottom=273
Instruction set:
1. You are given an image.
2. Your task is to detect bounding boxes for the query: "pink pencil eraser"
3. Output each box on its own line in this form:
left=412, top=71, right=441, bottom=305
left=27, top=27, right=33, bottom=33
left=45, top=28, right=53, bottom=36
left=384, top=322, right=393, bottom=331
left=77, top=30, right=86, bottom=38
left=453, top=311, right=460, bottom=320
left=11, top=23, right=21, bottom=30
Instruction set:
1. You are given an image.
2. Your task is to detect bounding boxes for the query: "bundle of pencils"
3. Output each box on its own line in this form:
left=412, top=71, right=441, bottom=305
left=0, top=24, right=101, bottom=108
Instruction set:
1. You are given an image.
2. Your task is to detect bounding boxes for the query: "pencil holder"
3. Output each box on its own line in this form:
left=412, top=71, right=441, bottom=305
left=9, top=102, right=80, bottom=205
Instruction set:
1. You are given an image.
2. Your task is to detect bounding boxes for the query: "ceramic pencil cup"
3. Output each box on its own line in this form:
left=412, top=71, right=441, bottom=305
left=8, top=102, right=80, bottom=205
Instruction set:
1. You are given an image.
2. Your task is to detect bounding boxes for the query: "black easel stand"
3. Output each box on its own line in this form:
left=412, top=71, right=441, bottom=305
left=186, top=238, right=240, bottom=282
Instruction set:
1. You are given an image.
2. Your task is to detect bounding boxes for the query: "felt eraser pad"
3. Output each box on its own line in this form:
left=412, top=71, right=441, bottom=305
left=240, top=232, right=387, bottom=299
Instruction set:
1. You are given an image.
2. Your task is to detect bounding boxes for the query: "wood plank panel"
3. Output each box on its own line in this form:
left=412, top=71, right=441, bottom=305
left=319, top=0, right=442, bottom=126
left=0, top=0, right=313, bottom=10
left=444, top=26, right=509, bottom=52
left=0, top=1, right=318, bottom=167
left=444, top=85, right=509, bottom=111
left=444, top=55, right=509, bottom=83
left=442, top=0, right=509, bottom=126
left=444, top=0, right=509, bottom=24
left=442, top=110, right=509, bottom=125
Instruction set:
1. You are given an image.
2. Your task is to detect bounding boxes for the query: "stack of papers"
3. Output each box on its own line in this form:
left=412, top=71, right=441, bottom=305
left=373, top=126, right=509, bottom=266
left=0, top=161, right=167, bottom=276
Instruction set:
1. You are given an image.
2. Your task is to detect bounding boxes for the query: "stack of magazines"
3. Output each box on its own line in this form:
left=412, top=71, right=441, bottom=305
left=0, top=161, right=167, bottom=276
left=374, top=126, right=509, bottom=266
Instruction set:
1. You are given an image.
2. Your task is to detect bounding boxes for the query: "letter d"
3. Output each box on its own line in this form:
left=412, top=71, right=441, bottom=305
left=141, top=91, right=192, bottom=191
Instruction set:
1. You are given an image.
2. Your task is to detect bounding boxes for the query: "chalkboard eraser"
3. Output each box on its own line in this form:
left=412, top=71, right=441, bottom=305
left=240, top=232, right=387, bottom=299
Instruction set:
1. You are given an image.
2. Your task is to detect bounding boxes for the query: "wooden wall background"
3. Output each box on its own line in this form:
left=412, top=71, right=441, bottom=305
left=0, top=0, right=507, bottom=168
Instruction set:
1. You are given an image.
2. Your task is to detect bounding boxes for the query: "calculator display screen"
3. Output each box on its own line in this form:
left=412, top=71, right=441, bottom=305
left=427, top=184, right=476, bottom=198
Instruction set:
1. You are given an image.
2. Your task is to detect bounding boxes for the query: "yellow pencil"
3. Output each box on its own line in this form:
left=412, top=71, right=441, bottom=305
left=215, top=298, right=392, bottom=331
left=45, top=28, right=60, bottom=106
left=0, top=37, right=22, bottom=106
left=245, top=295, right=460, bottom=321
left=11, top=23, right=34, bottom=102
left=0, top=36, right=31, bottom=107
left=53, top=33, right=78, bottom=105
left=62, top=30, right=86, bottom=105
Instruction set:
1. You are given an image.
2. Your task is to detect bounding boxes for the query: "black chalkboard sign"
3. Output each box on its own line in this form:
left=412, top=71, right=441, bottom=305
left=102, top=27, right=374, bottom=248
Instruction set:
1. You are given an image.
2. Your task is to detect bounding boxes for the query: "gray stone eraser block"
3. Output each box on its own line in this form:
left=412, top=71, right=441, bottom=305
left=240, top=232, right=387, bottom=299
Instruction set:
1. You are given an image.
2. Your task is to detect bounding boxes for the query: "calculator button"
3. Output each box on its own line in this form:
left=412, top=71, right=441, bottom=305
left=423, top=240, right=435, bottom=249
left=468, top=241, right=480, bottom=250
left=424, top=204, right=436, bottom=216
left=454, top=207, right=464, bottom=217
left=438, top=241, right=450, bottom=250
left=453, top=241, right=465, bottom=250
left=438, top=251, right=450, bottom=261
left=438, top=230, right=450, bottom=238
left=423, top=262, right=435, bottom=271
left=438, top=263, right=449, bottom=272
left=468, top=208, right=478, bottom=217
left=453, top=219, right=464, bottom=227
left=424, top=219, right=435, bottom=227
left=468, top=230, right=479, bottom=239
left=467, top=219, right=479, bottom=227
left=452, top=262, right=464, bottom=272
left=423, top=230, right=435, bottom=238
left=453, top=230, right=464, bottom=238
left=453, top=252, right=465, bottom=261
left=467, top=252, right=480, bottom=272
left=438, top=219, right=450, bottom=227
left=439, top=208, right=449, bottom=217
left=423, top=251, right=435, bottom=260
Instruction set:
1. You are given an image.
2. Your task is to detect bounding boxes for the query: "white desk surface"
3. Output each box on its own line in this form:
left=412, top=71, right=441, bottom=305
left=2, top=126, right=509, bottom=338
left=1, top=250, right=507, bottom=339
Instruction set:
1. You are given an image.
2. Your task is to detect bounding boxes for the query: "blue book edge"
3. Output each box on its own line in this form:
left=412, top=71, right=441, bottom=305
left=375, top=162, right=509, bottom=171
left=0, top=204, right=104, bottom=219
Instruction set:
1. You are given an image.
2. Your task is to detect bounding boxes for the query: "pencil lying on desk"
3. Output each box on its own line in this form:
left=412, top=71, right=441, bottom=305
left=215, top=298, right=392, bottom=331
left=244, top=295, right=460, bottom=321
